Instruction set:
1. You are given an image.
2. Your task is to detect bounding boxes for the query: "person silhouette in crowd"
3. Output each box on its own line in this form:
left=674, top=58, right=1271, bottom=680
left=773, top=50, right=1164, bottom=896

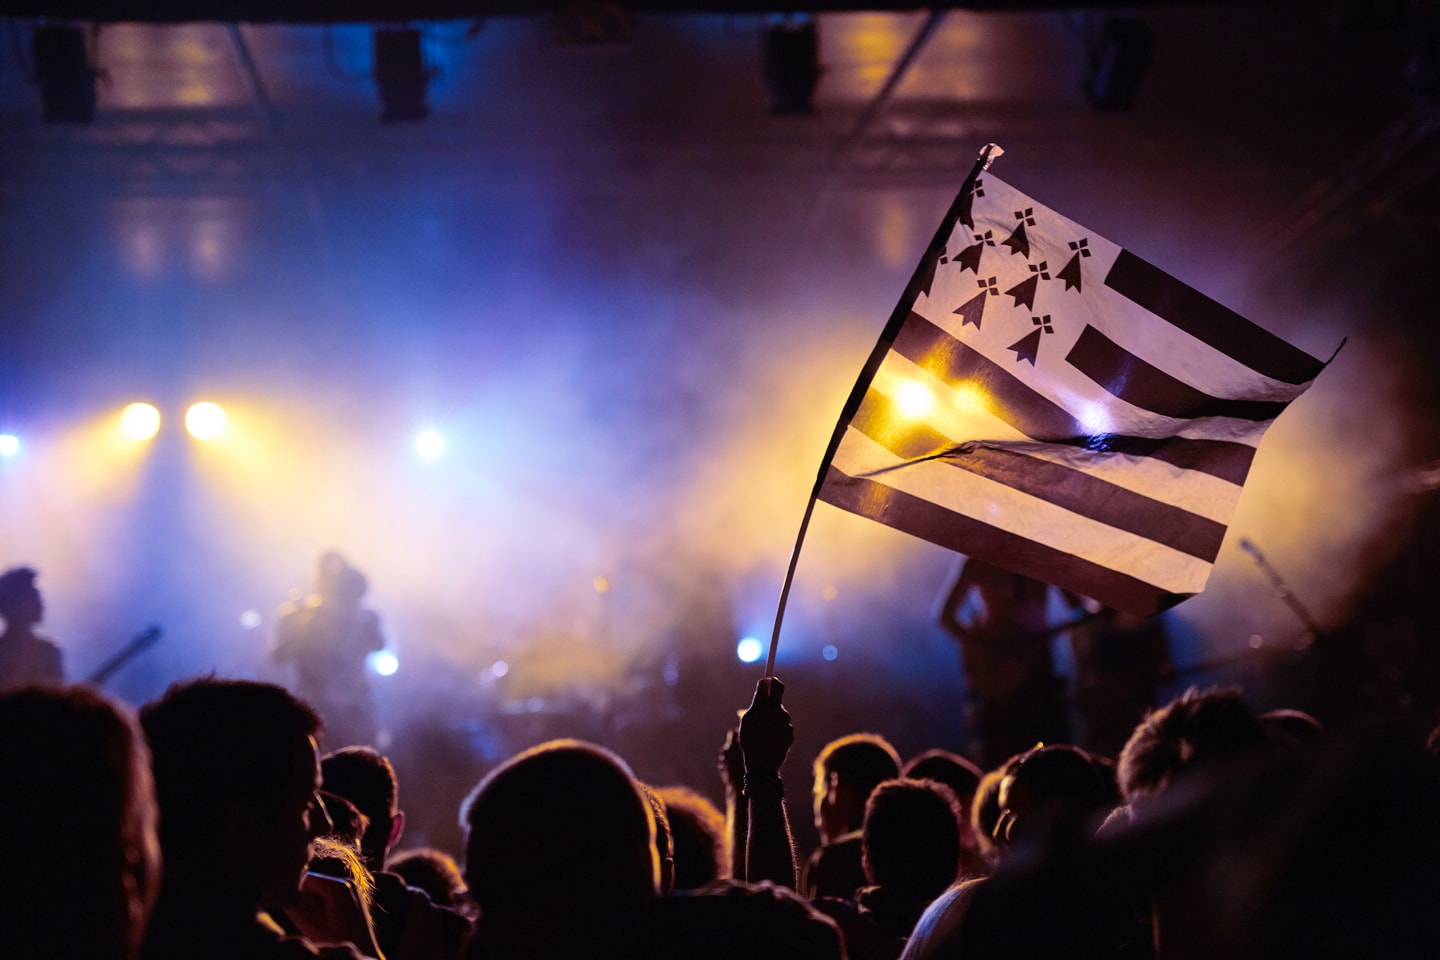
left=901, top=750, right=981, bottom=803
left=460, top=738, right=661, bottom=960
left=902, top=749, right=986, bottom=878
left=321, top=791, right=370, bottom=849
left=321, top=746, right=471, bottom=960
left=1116, top=685, right=1269, bottom=818
left=459, top=678, right=844, bottom=960
left=388, top=848, right=469, bottom=915
left=899, top=741, right=1139, bottom=960
left=967, top=765, right=1008, bottom=872
left=0, top=565, right=64, bottom=690
left=654, top=785, right=728, bottom=890
left=139, top=677, right=382, bottom=959
left=990, top=744, right=1114, bottom=857
left=0, top=684, right=159, bottom=960
left=814, top=777, right=965, bottom=960
left=637, top=781, right=676, bottom=895
left=273, top=552, right=385, bottom=749
left=856, top=779, right=963, bottom=940
left=802, top=732, right=902, bottom=900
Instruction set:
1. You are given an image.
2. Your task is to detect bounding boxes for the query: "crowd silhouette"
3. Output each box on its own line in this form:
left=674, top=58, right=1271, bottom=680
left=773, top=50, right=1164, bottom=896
left=4, top=560, right=1440, bottom=959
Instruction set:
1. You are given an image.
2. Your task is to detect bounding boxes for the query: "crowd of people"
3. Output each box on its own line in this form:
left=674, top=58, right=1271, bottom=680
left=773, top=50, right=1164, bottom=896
left=4, top=561, right=1440, bottom=959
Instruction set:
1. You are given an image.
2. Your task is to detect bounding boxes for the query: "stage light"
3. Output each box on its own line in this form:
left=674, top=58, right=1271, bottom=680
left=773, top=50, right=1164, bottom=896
left=822, top=644, right=839, bottom=661
left=762, top=19, right=820, bottom=115
left=374, top=28, right=430, bottom=122
left=895, top=380, right=934, bottom=418
left=367, top=649, right=400, bottom=676
left=490, top=660, right=509, bottom=678
left=32, top=25, right=96, bottom=124
left=239, top=610, right=262, bottom=630
left=0, top=435, right=18, bottom=457
left=1083, top=17, right=1151, bottom=111
left=593, top=575, right=610, bottom=594
left=415, top=429, right=445, bottom=459
left=120, top=403, right=161, bottom=441
left=736, top=636, right=763, bottom=663
left=185, top=402, right=228, bottom=440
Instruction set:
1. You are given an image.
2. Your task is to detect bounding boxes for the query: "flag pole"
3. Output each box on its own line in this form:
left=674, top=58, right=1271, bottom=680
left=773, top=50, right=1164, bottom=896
left=763, top=143, right=1003, bottom=678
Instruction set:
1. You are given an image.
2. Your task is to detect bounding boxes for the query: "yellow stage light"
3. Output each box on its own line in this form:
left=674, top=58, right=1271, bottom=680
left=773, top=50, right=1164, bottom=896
left=895, top=379, right=934, bottom=418
left=185, top=402, right=228, bottom=440
left=120, top=403, right=161, bottom=441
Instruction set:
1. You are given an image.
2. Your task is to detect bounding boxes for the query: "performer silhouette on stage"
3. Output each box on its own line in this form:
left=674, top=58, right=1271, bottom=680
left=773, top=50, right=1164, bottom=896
left=0, top=566, right=64, bottom=692
left=936, top=556, right=1077, bottom=767
left=272, top=551, right=384, bottom=749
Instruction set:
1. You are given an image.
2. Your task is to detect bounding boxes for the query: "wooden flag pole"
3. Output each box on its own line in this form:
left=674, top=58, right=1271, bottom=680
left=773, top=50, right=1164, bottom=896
left=763, top=143, right=1002, bottom=678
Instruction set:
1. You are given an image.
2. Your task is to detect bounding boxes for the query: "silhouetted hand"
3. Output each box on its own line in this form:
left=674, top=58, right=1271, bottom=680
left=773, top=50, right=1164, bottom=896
left=284, top=872, right=383, bottom=959
left=739, top=677, right=793, bottom=776
left=719, top=726, right=745, bottom=798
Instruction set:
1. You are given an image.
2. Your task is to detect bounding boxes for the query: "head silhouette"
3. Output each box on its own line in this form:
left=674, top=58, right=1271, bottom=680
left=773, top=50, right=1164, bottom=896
left=461, top=739, right=656, bottom=955
left=0, top=685, right=159, bottom=960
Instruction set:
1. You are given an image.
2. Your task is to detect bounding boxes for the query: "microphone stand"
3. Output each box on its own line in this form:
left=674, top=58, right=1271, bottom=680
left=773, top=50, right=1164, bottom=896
left=1239, top=538, right=1323, bottom=644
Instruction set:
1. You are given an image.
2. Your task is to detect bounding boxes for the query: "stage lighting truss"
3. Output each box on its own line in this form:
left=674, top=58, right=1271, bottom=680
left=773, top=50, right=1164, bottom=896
left=762, top=17, right=821, bottom=115
left=374, top=27, right=431, bottom=122
left=1083, top=16, right=1152, bottom=111
left=32, top=23, right=98, bottom=124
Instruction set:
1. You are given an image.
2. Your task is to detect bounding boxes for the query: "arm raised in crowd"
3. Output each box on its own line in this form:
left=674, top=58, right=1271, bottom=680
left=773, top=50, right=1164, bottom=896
left=737, top=676, right=798, bottom=888
left=718, top=725, right=748, bottom=881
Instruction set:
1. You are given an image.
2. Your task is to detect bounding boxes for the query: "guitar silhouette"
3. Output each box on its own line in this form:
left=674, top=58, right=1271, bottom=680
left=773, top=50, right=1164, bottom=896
left=85, top=625, right=162, bottom=687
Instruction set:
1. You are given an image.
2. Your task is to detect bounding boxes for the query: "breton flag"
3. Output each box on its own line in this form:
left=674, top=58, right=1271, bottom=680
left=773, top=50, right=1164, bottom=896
left=815, top=146, right=1329, bottom=617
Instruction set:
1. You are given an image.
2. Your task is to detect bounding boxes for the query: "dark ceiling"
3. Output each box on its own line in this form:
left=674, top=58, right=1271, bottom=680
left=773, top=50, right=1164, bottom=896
left=4, top=0, right=1274, bottom=23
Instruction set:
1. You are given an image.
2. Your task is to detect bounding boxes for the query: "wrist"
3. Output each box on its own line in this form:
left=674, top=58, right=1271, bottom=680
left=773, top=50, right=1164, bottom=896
left=742, top=768, right=784, bottom=799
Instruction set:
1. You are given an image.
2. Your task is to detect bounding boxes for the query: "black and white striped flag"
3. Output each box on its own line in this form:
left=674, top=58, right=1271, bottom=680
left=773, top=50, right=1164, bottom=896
left=817, top=153, right=1326, bottom=616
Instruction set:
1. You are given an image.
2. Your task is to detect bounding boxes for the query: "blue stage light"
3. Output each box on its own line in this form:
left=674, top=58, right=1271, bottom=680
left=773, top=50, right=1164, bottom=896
left=736, top=636, right=763, bottom=663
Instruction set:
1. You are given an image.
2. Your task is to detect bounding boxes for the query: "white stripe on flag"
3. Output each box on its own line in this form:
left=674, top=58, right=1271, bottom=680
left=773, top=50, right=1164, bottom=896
left=907, top=292, right=1282, bottom=445
left=829, top=427, right=1213, bottom=594
left=869, top=355, right=1246, bottom=524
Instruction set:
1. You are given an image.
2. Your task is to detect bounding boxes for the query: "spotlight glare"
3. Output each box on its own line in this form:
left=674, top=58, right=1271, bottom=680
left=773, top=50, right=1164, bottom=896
left=822, top=644, right=839, bottom=661
left=895, top=379, right=934, bottom=418
left=367, top=649, right=400, bottom=676
left=239, top=610, right=262, bottom=630
left=490, top=660, right=509, bottom=678
left=415, top=429, right=445, bottom=459
left=185, top=402, right=228, bottom=440
left=0, top=435, right=18, bottom=457
left=736, top=636, right=763, bottom=664
left=120, top=403, right=161, bottom=441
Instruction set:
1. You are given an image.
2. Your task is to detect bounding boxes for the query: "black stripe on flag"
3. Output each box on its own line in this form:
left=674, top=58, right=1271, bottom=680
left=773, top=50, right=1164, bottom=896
left=1066, top=326, right=1290, bottom=422
left=1104, top=250, right=1324, bottom=385
left=851, top=391, right=1227, bottom=561
left=890, top=312, right=1258, bottom=484
left=1098, top=435, right=1254, bottom=486
left=818, top=465, right=1184, bottom=615
left=893, top=312, right=1079, bottom=438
